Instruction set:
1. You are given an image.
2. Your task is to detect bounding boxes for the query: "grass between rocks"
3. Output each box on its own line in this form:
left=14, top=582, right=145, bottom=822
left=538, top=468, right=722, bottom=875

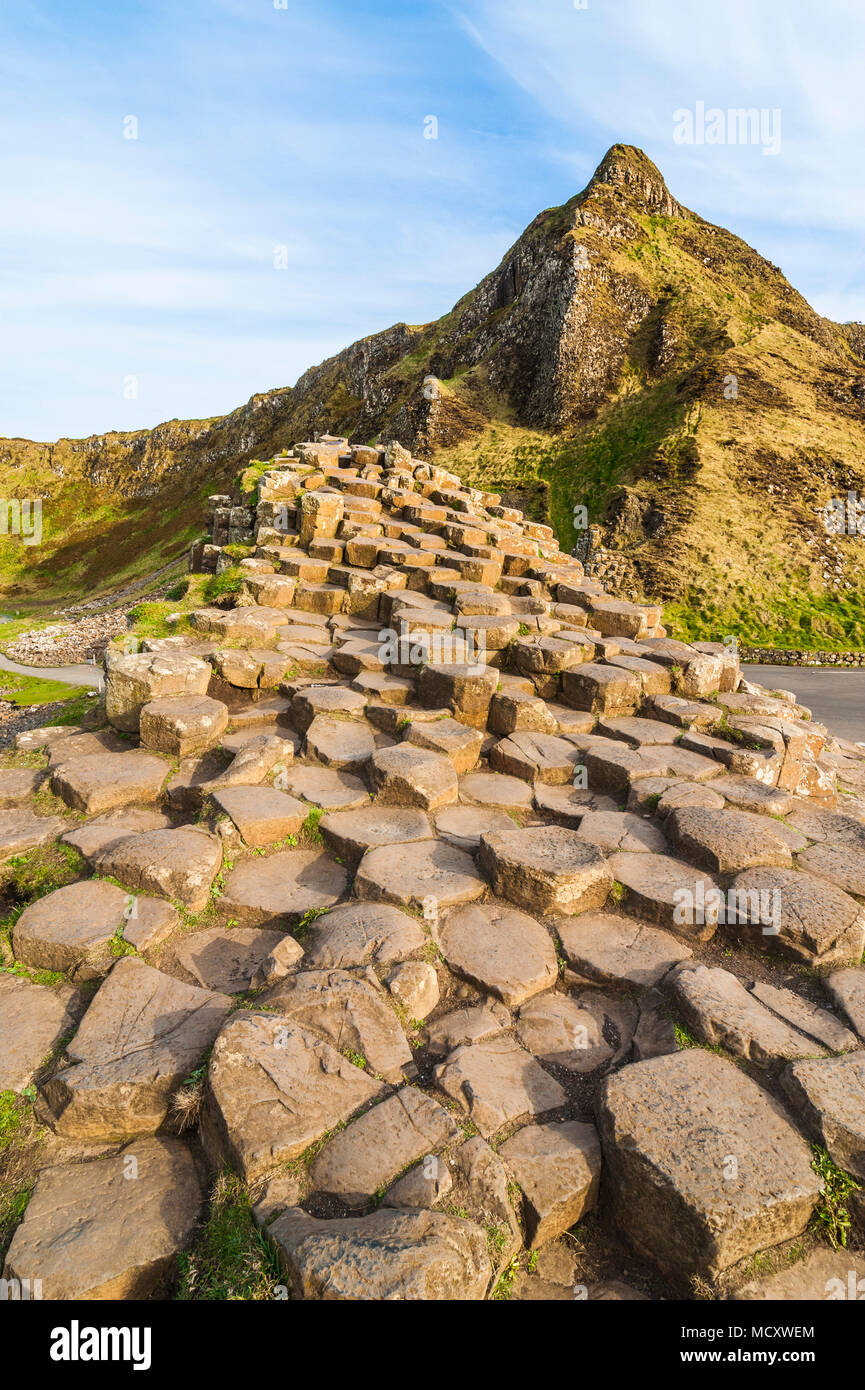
left=0, top=1089, right=43, bottom=1263
left=176, top=1172, right=284, bottom=1301
left=810, top=1145, right=861, bottom=1250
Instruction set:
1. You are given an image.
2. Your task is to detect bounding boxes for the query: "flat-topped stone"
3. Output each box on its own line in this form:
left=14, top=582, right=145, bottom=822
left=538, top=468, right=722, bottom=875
left=52, top=750, right=169, bottom=816
left=479, top=825, right=612, bottom=915
left=433, top=804, right=517, bottom=850
left=283, top=764, right=369, bottom=810
left=39, top=958, right=231, bottom=1139
left=459, top=771, right=533, bottom=809
left=175, top=926, right=286, bottom=993
left=782, top=1052, right=865, bottom=1179
left=202, top=1012, right=384, bottom=1181
left=139, top=694, right=228, bottom=757
left=0, top=809, right=66, bottom=863
left=369, top=744, right=458, bottom=810
left=728, top=867, right=865, bottom=965
left=92, top=826, right=222, bottom=912
left=668, top=963, right=828, bottom=1063
left=437, top=900, right=557, bottom=1007
left=310, top=1086, right=459, bottom=1208
left=262, top=967, right=411, bottom=1081
left=597, top=1049, right=821, bottom=1283
left=499, top=1121, right=602, bottom=1248
left=825, top=968, right=865, bottom=1040
left=105, top=649, right=212, bottom=732
left=220, top=849, right=347, bottom=927
left=607, top=850, right=721, bottom=941
left=3, top=1137, right=202, bottom=1300
left=211, top=785, right=306, bottom=844
left=0, top=973, right=81, bottom=1092
left=666, top=806, right=792, bottom=874
left=434, top=1035, right=567, bottom=1138
left=269, top=1206, right=491, bottom=1301
left=355, top=838, right=485, bottom=912
left=318, top=806, right=432, bottom=867
left=575, top=810, right=666, bottom=855
left=554, top=910, right=692, bottom=989
left=13, top=879, right=177, bottom=979
left=62, top=806, right=174, bottom=859
left=301, top=901, right=425, bottom=970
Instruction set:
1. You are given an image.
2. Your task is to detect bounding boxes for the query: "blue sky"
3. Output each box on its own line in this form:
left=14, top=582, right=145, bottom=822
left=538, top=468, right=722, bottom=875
left=1, top=0, right=862, bottom=442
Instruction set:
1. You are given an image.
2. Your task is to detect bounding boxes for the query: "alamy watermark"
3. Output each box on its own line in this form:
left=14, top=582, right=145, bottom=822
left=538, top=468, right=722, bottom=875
left=0, top=498, right=41, bottom=546
left=673, top=102, right=781, bottom=156
left=673, top=882, right=781, bottom=934
left=823, top=491, right=865, bottom=536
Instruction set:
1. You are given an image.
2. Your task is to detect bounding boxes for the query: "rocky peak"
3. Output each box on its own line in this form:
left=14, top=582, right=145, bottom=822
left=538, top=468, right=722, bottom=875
left=583, top=144, right=683, bottom=218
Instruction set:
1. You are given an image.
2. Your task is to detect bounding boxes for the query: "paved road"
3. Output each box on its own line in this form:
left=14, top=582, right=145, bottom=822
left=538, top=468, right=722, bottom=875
left=745, top=664, right=865, bottom=743
left=0, top=653, right=104, bottom=690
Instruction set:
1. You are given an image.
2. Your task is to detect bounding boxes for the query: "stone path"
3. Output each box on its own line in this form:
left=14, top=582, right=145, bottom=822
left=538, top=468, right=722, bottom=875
left=2, top=433, right=865, bottom=1303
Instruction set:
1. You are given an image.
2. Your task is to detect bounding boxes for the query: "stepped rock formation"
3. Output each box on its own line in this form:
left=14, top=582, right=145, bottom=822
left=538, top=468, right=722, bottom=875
left=2, top=434, right=865, bottom=1300
left=3, top=144, right=865, bottom=653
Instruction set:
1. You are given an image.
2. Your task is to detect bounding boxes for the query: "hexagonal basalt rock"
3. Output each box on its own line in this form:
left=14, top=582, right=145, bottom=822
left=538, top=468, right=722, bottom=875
left=434, top=1036, right=567, bottom=1138
left=489, top=732, right=581, bottom=785
left=283, top=764, right=369, bottom=810
left=825, top=968, right=865, bottom=1040
left=417, top=662, right=499, bottom=731
left=210, top=785, right=306, bottom=845
left=433, top=804, right=520, bottom=851
left=575, top=811, right=666, bottom=855
left=554, top=910, right=692, bottom=989
left=781, top=1053, right=865, bottom=1180
left=515, top=992, right=636, bottom=1073
left=261, top=967, right=412, bottom=1081
left=139, top=694, right=229, bottom=757
left=301, top=901, right=425, bottom=970
left=63, top=806, right=174, bottom=860
left=51, top=750, right=170, bottom=816
left=105, top=649, right=212, bottom=732
left=0, top=809, right=66, bottom=864
left=404, top=717, right=483, bottom=774
left=269, top=1206, right=491, bottom=1300
left=174, top=926, right=286, bottom=993
left=596, top=1049, right=821, bottom=1284
left=478, top=825, right=612, bottom=915
left=354, top=838, right=485, bottom=912
left=202, top=1012, right=385, bottom=1181
left=665, top=807, right=792, bottom=875
left=667, top=963, right=827, bottom=1064
left=607, top=851, right=721, bottom=942
left=92, top=826, right=223, bottom=912
left=797, top=841, right=865, bottom=899
left=727, top=867, right=865, bottom=965
left=39, top=958, right=232, bottom=1139
left=369, top=744, right=458, bottom=810
left=13, top=879, right=178, bottom=979
left=499, top=1121, right=602, bottom=1248
left=220, top=849, right=347, bottom=927
left=305, top=714, right=375, bottom=771
left=318, top=806, right=432, bottom=868
left=309, top=1086, right=459, bottom=1208
left=0, top=973, right=82, bottom=1093
left=437, top=900, right=557, bottom=1007
left=459, top=771, right=533, bottom=809
left=2, top=1137, right=202, bottom=1300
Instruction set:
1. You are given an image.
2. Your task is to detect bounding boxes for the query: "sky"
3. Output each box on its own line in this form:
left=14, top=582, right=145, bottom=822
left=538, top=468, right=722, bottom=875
left=0, top=0, right=862, bottom=442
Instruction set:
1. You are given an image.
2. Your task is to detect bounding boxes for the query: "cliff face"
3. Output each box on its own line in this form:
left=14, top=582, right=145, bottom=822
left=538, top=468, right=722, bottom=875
left=3, top=144, right=865, bottom=648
